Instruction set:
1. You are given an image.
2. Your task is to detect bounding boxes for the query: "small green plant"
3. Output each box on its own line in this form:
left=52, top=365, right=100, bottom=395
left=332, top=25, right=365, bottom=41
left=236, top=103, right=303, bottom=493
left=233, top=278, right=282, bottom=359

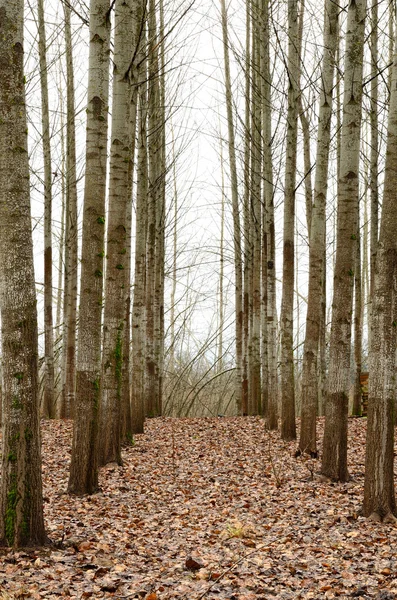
left=126, top=432, right=135, bottom=446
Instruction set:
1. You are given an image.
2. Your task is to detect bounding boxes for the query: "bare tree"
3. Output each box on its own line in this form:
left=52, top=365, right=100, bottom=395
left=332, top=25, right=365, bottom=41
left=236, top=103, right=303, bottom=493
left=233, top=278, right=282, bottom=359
left=280, top=0, right=302, bottom=441
left=321, top=0, right=366, bottom=482
left=363, top=31, right=397, bottom=524
left=37, top=0, right=55, bottom=418
left=68, top=0, right=111, bottom=495
left=0, top=0, right=46, bottom=546
left=299, top=0, right=339, bottom=455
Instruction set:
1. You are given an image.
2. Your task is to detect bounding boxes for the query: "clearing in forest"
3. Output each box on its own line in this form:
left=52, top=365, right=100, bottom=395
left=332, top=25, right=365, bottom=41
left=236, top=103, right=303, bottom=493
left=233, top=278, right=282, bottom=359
left=0, top=417, right=396, bottom=599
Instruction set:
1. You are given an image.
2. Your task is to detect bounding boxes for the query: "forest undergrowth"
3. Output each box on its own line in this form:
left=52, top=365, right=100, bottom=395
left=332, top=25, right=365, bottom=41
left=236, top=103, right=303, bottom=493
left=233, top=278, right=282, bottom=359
left=0, top=417, right=396, bottom=600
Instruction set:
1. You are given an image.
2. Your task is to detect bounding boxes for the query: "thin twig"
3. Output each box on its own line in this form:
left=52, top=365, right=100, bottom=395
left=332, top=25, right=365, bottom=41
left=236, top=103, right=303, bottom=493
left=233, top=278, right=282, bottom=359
left=195, top=538, right=278, bottom=599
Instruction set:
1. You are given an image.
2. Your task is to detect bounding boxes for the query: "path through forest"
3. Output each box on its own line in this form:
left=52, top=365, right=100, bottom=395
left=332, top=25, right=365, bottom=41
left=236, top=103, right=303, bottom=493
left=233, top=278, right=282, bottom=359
left=0, top=417, right=396, bottom=599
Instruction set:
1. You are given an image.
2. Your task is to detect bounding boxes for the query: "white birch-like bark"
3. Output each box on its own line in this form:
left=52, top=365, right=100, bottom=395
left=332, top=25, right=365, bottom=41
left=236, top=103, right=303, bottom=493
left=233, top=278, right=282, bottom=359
left=242, top=0, right=251, bottom=416
left=37, top=0, right=55, bottom=419
left=363, top=35, right=397, bottom=522
left=368, top=0, right=379, bottom=343
left=99, top=0, right=139, bottom=466
left=280, top=0, right=301, bottom=441
left=321, top=0, right=366, bottom=482
left=0, top=0, right=46, bottom=546
left=299, top=0, right=338, bottom=454
left=61, top=2, right=78, bottom=420
left=131, top=68, right=148, bottom=434
left=248, top=0, right=262, bottom=416
left=68, top=0, right=110, bottom=495
left=261, top=0, right=278, bottom=430
left=220, top=0, right=243, bottom=414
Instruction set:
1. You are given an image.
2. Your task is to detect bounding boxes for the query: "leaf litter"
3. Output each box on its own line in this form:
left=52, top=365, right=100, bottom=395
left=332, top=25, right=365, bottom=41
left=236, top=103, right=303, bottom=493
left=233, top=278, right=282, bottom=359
left=1, top=416, right=397, bottom=599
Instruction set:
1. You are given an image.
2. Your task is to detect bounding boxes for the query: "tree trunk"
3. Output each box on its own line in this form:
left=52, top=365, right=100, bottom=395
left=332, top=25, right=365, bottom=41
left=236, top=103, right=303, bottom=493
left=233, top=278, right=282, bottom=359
left=60, top=2, right=78, bottom=420
left=242, top=0, right=251, bottom=417
left=248, top=0, right=262, bottom=416
left=363, top=34, right=397, bottom=523
left=321, top=0, right=366, bottom=482
left=280, top=0, right=301, bottom=441
left=299, top=0, right=338, bottom=454
left=131, top=70, right=148, bottom=434
left=352, top=215, right=362, bottom=416
left=220, top=0, right=243, bottom=415
left=0, top=0, right=46, bottom=546
left=99, top=0, right=137, bottom=466
left=368, top=0, right=379, bottom=352
left=37, top=0, right=55, bottom=419
left=261, top=0, right=278, bottom=430
left=68, top=0, right=110, bottom=495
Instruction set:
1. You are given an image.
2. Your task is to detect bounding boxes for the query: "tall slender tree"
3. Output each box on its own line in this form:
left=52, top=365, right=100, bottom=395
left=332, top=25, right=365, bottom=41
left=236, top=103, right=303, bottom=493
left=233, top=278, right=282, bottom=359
left=220, top=0, right=243, bottom=414
left=321, top=0, right=366, bottom=482
left=262, top=0, right=278, bottom=430
left=0, top=0, right=46, bottom=546
left=68, top=0, right=111, bottom=495
left=299, top=0, right=339, bottom=455
left=363, top=33, right=397, bottom=523
left=61, top=1, right=78, bottom=419
left=37, top=0, right=55, bottom=419
left=99, top=0, right=138, bottom=466
left=131, top=52, right=148, bottom=435
left=280, top=0, right=301, bottom=441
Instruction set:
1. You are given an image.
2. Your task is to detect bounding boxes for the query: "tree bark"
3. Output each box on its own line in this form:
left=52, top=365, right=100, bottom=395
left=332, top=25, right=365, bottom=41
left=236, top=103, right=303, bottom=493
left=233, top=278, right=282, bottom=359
left=280, top=0, right=301, bottom=441
left=68, top=0, right=110, bottom=495
left=99, top=0, right=138, bottom=466
left=60, top=2, right=78, bottom=420
left=37, top=0, right=55, bottom=419
left=131, top=68, right=148, bottom=435
left=299, top=0, right=338, bottom=454
left=0, top=0, right=46, bottom=546
left=352, top=214, right=362, bottom=417
left=363, top=34, right=397, bottom=523
left=220, top=0, right=243, bottom=415
left=261, top=0, right=278, bottom=430
left=321, top=0, right=366, bottom=482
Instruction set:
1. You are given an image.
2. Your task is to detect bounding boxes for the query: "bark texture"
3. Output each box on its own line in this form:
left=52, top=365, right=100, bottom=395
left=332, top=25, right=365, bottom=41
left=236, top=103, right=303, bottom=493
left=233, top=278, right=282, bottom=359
left=280, top=0, right=300, bottom=441
left=321, top=0, right=366, bottom=481
left=99, top=0, right=138, bottom=466
left=38, top=0, right=55, bottom=419
left=0, top=0, right=46, bottom=546
left=68, top=0, right=110, bottom=495
left=220, top=0, right=243, bottom=414
left=299, top=0, right=338, bottom=454
left=363, top=37, right=397, bottom=522
left=60, top=2, right=78, bottom=420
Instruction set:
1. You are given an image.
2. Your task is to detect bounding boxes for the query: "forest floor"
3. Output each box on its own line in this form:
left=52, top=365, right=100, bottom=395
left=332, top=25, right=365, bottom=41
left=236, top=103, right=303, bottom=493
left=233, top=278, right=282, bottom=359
left=0, top=417, right=397, bottom=600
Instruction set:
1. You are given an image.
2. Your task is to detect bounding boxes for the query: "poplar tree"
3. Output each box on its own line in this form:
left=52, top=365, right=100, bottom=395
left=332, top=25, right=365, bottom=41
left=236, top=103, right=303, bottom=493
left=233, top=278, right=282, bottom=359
left=363, top=33, right=397, bottom=523
left=68, top=0, right=110, bottom=495
left=321, top=0, right=366, bottom=482
left=0, top=0, right=46, bottom=546
left=299, top=0, right=338, bottom=455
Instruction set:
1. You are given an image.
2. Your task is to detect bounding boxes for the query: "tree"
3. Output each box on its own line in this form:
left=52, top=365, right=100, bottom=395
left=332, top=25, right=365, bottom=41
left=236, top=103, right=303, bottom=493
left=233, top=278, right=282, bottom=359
left=280, top=0, right=301, bottom=441
left=68, top=0, right=111, bottom=495
left=99, top=0, right=137, bottom=466
left=37, top=0, right=55, bottom=419
left=220, top=0, right=243, bottom=414
left=363, top=34, right=397, bottom=523
left=321, top=0, right=366, bottom=482
left=131, top=63, right=148, bottom=435
left=60, top=1, right=79, bottom=419
left=299, top=0, right=339, bottom=455
left=261, top=0, right=278, bottom=430
left=0, top=0, right=46, bottom=546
